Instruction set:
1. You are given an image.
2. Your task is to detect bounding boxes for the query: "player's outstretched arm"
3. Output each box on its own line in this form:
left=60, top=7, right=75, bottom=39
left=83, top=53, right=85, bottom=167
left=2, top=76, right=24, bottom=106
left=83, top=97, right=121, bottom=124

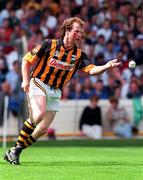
left=89, top=59, right=121, bottom=76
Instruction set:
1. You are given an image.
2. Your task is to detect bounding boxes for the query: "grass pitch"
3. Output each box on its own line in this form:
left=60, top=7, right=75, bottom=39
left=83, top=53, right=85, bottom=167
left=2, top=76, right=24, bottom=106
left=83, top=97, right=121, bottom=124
left=1, top=139, right=143, bottom=180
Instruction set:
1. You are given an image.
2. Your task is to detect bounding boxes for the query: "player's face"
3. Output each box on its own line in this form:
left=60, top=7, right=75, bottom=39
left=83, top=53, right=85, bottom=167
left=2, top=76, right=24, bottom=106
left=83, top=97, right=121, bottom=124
left=68, top=22, right=83, bottom=46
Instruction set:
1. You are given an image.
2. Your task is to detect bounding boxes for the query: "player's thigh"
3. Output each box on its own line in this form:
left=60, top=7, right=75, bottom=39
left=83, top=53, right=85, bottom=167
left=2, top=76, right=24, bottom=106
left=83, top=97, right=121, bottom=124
left=30, top=95, right=47, bottom=115
left=28, top=78, right=47, bottom=115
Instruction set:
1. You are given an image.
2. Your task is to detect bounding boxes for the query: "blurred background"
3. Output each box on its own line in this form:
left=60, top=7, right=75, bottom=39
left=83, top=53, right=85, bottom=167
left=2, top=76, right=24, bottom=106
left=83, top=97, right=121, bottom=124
left=0, top=0, right=143, bottom=140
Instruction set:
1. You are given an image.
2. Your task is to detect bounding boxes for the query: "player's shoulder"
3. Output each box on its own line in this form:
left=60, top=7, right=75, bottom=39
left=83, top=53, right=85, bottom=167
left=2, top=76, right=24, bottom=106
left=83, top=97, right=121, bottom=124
left=45, top=38, right=62, bottom=47
left=40, top=38, right=56, bottom=51
left=42, top=38, right=52, bottom=46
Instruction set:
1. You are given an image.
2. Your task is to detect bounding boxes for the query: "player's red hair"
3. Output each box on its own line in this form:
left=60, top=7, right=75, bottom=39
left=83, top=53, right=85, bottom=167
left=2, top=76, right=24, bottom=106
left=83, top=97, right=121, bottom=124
left=60, top=17, right=85, bottom=39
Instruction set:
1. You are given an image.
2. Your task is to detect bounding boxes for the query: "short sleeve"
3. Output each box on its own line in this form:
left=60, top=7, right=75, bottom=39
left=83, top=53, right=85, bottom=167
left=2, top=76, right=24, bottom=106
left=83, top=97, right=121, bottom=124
left=78, top=52, right=96, bottom=73
left=22, top=45, right=41, bottom=64
left=22, top=39, right=51, bottom=64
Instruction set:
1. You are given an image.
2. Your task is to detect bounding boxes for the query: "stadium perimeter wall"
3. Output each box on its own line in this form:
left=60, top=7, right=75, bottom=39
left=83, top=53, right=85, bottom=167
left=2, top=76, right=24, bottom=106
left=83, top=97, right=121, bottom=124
left=0, top=99, right=143, bottom=136
left=51, top=99, right=143, bottom=134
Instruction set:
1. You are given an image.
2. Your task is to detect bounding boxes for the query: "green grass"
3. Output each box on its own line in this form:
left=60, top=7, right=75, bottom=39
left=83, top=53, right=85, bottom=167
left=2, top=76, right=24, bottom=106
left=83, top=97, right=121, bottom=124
left=1, top=139, right=143, bottom=180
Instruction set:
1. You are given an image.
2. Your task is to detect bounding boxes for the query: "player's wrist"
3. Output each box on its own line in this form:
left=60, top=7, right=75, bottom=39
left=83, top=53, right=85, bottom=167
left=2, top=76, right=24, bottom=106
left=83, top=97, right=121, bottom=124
left=104, top=63, right=110, bottom=70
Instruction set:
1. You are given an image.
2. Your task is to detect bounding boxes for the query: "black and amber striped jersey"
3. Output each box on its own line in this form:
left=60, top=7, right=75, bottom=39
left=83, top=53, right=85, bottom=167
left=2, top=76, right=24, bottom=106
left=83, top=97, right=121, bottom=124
left=23, top=39, right=96, bottom=89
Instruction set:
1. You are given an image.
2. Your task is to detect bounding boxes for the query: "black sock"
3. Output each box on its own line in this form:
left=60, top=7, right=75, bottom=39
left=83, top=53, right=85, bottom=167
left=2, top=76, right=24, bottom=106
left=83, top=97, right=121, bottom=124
left=15, top=120, right=35, bottom=148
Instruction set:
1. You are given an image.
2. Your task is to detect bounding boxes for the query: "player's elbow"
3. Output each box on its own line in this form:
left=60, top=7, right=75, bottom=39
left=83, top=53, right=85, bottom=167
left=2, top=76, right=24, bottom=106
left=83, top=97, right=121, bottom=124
left=88, top=70, right=92, bottom=75
left=89, top=67, right=96, bottom=75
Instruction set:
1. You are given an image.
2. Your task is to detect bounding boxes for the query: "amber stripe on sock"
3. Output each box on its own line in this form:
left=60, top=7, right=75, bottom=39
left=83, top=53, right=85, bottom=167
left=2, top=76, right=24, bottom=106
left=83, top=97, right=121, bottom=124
left=16, top=120, right=35, bottom=147
left=23, top=135, right=37, bottom=148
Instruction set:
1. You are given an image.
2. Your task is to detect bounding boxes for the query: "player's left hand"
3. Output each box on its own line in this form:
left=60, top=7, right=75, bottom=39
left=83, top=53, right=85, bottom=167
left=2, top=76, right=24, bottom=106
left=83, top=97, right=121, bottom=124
left=106, top=59, right=122, bottom=69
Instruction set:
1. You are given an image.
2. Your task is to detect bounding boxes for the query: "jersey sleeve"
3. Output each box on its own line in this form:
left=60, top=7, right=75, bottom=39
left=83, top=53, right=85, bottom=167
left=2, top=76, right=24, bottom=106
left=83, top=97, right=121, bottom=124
left=22, top=39, right=51, bottom=64
left=22, top=45, right=41, bottom=64
left=78, top=52, right=96, bottom=73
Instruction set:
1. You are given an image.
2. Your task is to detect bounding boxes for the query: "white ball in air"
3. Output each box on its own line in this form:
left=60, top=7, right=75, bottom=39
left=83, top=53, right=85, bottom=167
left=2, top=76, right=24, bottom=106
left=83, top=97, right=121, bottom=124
left=128, top=60, right=136, bottom=69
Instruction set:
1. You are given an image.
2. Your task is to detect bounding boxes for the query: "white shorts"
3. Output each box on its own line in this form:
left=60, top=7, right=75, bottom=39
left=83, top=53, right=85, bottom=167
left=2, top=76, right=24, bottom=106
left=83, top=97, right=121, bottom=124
left=29, top=78, right=61, bottom=111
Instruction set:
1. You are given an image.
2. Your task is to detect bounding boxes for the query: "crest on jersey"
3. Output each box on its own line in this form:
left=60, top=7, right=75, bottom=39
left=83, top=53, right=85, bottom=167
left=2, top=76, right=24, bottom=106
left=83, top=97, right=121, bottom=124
left=54, top=50, right=59, bottom=57
left=70, top=55, right=76, bottom=64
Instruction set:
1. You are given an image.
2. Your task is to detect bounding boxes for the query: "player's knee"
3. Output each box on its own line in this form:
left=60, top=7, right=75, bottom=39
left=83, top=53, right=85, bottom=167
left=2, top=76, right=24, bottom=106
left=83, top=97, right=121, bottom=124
left=32, top=109, right=46, bottom=124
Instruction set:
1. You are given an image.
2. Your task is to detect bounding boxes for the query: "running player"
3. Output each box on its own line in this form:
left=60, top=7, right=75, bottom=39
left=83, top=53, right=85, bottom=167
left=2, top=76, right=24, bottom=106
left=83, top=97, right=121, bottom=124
left=4, top=17, right=121, bottom=165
